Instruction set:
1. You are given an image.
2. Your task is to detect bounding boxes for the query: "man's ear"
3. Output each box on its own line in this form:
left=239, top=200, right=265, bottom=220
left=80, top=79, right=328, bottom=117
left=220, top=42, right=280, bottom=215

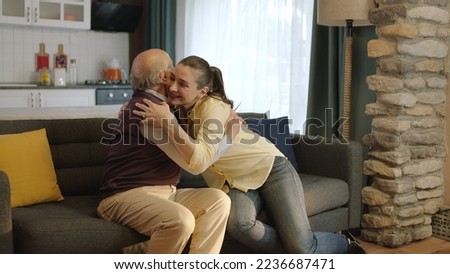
left=159, top=71, right=168, bottom=83
left=160, top=71, right=175, bottom=86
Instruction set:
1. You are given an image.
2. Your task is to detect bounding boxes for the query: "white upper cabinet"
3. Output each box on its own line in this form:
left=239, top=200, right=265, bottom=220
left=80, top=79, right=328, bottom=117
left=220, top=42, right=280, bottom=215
left=0, top=0, right=90, bottom=30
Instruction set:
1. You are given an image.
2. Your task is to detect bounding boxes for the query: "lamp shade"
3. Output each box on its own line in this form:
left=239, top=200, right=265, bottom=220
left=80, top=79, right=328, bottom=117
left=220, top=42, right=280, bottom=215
left=317, top=0, right=375, bottom=27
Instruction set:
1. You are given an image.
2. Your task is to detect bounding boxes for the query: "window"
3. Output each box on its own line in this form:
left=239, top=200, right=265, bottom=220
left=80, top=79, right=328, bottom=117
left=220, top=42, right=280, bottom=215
left=176, top=0, right=314, bottom=132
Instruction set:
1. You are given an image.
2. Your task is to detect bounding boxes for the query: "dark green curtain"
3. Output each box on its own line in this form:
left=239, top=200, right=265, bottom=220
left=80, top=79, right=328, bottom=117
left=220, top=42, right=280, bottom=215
left=145, top=0, right=177, bottom=61
left=306, top=1, right=376, bottom=149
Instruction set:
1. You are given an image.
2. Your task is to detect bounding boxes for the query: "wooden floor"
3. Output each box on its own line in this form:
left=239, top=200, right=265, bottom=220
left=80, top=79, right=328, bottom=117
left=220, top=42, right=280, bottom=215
left=356, top=236, right=450, bottom=254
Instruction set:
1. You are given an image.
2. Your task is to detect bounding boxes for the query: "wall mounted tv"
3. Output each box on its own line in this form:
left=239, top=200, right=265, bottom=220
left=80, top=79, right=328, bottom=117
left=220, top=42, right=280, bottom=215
left=91, top=2, right=143, bottom=33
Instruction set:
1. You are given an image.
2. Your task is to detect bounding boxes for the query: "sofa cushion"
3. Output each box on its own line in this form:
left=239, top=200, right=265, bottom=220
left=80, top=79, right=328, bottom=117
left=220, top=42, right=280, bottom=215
left=0, top=128, right=64, bottom=208
left=300, top=174, right=349, bottom=216
left=179, top=171, right=208, bottom=188
left=245, top=116, right=299, bottom=171
left=11, top=195, right=148, bottom=253
left=0, top=118, right=116, bottom=196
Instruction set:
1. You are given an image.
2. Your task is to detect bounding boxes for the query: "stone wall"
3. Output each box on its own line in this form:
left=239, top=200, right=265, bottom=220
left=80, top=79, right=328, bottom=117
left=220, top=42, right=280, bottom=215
left=362, top=0, right=450, bottom=247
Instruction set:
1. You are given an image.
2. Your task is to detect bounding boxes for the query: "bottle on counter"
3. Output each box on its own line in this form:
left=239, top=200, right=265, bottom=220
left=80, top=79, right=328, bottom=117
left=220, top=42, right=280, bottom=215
left=35, top=43, right=49, bottom=72
left=54, top=65, right=66, bottom=87
left=39, top=67, right=51, bottom=86
left=54, top=44, right=68, bottom=70
left=69, top=59, right=78, bottom=85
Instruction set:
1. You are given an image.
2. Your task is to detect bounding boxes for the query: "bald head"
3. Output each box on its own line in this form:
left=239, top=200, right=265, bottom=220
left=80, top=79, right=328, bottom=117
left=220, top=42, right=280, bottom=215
left=130, top=49, right=173, bottom=91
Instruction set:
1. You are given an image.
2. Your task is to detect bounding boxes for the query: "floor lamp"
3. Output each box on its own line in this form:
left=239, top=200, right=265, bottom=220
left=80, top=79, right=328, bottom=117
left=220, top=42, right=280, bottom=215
left=317, top=0, right=375, bottom=139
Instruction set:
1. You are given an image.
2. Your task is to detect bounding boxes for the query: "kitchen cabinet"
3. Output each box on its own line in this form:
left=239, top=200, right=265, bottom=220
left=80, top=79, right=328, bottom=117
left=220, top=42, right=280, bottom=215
left=0, top=0, right=90, bottom=30
left=0, top=89, right=95, bottom=108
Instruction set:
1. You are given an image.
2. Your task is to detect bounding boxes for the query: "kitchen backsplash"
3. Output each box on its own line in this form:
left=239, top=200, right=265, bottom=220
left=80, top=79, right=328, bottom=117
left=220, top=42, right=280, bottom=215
left=0, top=24, right=129, bottom=84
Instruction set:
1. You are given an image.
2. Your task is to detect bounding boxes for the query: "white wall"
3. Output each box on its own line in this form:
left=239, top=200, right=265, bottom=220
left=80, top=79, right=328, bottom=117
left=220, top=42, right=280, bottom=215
left=0, top=24, right=129, bottom=84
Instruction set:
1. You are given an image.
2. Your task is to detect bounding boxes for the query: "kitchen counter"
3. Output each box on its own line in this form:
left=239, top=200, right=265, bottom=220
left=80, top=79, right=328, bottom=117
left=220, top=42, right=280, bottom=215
left=0, top=84, right=133, bottom=108
left=0, top=83, right=131, bottom=89
left=0, top=105, right=121, bottom=120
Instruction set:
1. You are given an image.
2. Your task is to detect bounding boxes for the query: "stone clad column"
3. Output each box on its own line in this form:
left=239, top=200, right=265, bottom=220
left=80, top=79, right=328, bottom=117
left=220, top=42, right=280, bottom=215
left=362, top=0, right=450, bottom=247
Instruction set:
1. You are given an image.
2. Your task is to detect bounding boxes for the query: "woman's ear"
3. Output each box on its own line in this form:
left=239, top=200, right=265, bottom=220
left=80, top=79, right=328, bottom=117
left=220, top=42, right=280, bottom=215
left=198, top=87, right=209, bottom=98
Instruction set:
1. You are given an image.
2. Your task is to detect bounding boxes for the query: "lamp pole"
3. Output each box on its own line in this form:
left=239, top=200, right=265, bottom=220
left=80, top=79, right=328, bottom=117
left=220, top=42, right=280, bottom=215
left=343, top=19, right=353, bottom=140
left=317, top=0, right=375, bottom=140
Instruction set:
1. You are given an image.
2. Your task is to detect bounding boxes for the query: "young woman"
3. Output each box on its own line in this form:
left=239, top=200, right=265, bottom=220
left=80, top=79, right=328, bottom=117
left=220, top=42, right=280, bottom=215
left=134, top=55, right=364, bottom=254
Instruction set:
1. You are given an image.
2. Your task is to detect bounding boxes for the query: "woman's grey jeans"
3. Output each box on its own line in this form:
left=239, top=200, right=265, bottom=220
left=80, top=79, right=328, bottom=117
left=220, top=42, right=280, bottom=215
left=226, top=156, right=348, bottom=254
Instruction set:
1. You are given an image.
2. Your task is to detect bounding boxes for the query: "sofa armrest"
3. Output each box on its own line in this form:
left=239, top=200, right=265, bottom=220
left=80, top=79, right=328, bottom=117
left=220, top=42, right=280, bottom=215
left=0, top=170, right=13, bottom=253
left=291, top=135, right=363, bottom=229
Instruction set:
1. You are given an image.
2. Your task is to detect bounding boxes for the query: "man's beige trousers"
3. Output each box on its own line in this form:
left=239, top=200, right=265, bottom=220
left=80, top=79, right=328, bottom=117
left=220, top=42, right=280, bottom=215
left=97, top=185, right=230, bottom=254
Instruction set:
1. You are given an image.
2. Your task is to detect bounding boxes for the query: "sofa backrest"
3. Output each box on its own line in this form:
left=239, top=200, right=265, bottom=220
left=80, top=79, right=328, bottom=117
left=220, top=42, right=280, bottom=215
left=0, top=118, right=117, bottom=196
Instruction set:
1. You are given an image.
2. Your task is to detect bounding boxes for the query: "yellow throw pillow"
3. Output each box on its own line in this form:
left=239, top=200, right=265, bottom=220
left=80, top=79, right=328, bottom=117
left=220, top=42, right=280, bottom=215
left=0, top=128, right=64, bottom=207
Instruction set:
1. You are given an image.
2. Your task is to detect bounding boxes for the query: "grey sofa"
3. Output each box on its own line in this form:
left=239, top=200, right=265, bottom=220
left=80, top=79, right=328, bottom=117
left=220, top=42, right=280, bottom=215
left=0, top=114, right=363, bottom=254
